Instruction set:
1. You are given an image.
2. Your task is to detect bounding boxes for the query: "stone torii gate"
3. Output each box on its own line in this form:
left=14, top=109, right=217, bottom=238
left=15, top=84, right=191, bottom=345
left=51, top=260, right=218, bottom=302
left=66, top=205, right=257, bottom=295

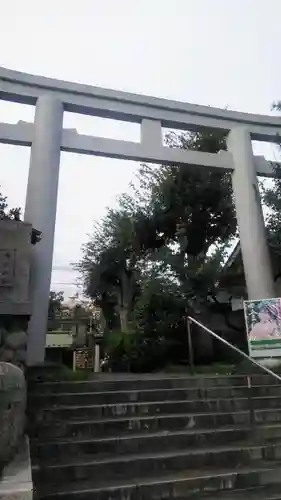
left=0, top=66, right=280, bottom=365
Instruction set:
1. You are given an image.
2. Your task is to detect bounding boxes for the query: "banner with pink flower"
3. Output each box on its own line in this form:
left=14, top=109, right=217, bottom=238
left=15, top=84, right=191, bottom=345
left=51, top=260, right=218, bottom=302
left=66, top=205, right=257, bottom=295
left=244, top=298, right=281, bottom=358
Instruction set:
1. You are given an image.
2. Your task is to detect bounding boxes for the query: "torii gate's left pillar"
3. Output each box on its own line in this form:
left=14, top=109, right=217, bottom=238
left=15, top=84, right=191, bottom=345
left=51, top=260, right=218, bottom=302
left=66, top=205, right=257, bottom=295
left=24, top=95, right=63, bottom=366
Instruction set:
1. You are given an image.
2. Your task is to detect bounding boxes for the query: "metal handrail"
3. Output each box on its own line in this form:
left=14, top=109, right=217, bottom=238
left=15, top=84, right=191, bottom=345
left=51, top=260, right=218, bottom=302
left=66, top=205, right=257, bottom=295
left=187, top=316, right=281, bottom=383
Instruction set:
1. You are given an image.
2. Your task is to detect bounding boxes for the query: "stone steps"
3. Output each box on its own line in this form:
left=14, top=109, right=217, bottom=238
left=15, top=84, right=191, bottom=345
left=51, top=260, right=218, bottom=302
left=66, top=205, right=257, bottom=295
left=27, top=373, right=281, bottom=394
left=28, top=397, right=281, bottom=423
left=28, top=384, right=281, bottom=406
left=200, top=486, right=281, bottom=500
left=29, top=411, right=251, bottom=439
left=30, top=424, right=281, bottom=464
left=28, top=374, right=281, bottom=499
left=32, top=443, right=281, bottom=484
left=32, top=465, right=281, bottom=500
left=30, top=427, right=252, bottom=462
left=28, top=409, right=281, bottom=440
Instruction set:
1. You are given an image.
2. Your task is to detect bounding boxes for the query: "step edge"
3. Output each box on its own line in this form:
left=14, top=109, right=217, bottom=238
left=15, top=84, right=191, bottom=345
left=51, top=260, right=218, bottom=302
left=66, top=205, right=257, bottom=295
left=29, top=409, right=252, bottom=426
left=32, top=464, right=281, bottom=497
left=30, top=425, right=254, bottom=447
left=29, top=396, right=281, bottom=411
left=31, top=444, right=281, bottom=470
left=28, top=384, right=281, bottom=398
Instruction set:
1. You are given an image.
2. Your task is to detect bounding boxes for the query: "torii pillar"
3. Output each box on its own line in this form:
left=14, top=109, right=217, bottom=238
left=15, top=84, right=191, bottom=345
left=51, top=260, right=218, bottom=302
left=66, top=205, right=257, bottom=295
left=227, top=126, right=275, bottom=300
left=24, top=95, right=63, bottom=366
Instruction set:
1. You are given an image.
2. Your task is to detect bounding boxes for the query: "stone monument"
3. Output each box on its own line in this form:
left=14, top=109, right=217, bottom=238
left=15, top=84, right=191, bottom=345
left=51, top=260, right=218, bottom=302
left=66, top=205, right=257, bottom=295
left=0, top=218, right=40, bottom=484
left=0, top=219, right=40, bottom=369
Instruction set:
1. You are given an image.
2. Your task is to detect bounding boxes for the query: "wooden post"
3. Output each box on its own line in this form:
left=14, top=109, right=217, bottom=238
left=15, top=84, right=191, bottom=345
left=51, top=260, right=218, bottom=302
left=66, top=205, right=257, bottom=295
left=94, top=344, right=100, bottom=373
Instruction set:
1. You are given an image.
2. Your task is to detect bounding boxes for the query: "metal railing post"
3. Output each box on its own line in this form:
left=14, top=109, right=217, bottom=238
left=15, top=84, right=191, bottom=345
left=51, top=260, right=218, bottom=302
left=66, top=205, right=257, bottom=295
left=187, top=317, right=194, bottom=371
left=247, top=374, right=255, bottom=427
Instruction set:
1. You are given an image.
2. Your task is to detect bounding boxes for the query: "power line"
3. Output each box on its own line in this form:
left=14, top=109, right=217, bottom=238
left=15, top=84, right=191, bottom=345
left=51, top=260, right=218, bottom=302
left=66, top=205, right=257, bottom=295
left=51, top=281, right=82, bottom=285
left=52, top=266, right=76, bottom=272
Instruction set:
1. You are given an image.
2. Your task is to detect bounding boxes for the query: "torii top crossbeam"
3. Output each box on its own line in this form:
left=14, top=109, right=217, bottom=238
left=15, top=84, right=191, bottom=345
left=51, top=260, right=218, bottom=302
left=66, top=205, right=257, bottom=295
left=0, top=67, right=280, bottom=178
left=0, top=66, right=280, bottom=141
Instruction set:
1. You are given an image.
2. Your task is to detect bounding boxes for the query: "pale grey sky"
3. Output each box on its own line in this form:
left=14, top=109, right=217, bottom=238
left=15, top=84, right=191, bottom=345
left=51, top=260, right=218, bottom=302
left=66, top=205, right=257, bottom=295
left=0, top=0, right=280, bottom=298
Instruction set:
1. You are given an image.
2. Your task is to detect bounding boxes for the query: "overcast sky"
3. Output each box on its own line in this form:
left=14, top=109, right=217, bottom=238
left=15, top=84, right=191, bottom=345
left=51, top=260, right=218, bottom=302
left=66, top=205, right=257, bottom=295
left=0, top=0, right=280, bottom=298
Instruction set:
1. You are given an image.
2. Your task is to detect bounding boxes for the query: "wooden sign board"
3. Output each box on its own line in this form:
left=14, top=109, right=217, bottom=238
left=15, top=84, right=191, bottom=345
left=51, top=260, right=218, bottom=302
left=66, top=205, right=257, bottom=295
left=74, top=348, right=94, bottom=370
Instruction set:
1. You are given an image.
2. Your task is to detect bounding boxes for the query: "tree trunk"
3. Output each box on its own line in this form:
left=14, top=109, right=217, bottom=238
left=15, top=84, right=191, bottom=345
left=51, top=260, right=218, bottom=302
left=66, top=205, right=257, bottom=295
left=119, top=306, right=129, bottom=333
left=118, top=267, right=134, bottom=334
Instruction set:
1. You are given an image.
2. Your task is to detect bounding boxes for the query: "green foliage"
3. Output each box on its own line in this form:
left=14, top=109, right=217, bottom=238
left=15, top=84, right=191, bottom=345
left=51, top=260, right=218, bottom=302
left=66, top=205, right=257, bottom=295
left=260, top=102, right=281, bottom=248
left=0, top=187, right=21, bottom=220
left=262, top=162, right=281, bottom=247
left=28, top=364, right=94, bottom=382
left=48, top=291, right=64, bottom=319
left=136, top=130, right=236, bottom=259
left=76, top=208, right=147, bottom=334
left=132, top=273, right=185, bottom=338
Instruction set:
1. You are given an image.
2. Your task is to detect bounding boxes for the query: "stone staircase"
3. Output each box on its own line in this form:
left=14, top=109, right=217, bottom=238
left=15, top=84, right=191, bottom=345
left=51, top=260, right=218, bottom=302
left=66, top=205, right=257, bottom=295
left=27, top=374, right=281, bottom=499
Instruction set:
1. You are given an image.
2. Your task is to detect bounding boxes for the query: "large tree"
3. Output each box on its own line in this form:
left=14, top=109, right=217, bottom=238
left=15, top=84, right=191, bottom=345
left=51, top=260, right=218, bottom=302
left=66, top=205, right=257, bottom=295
left=133, top=130, right=236, bottom=298
left=79, top=129, right=237, bottom=305
left=77, top=208, right=151, bottom=334
left=78, top=129, right=237, bottom=368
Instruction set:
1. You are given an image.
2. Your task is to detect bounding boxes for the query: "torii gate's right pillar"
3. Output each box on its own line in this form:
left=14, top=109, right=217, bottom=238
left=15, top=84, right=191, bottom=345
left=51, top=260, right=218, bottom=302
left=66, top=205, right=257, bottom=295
left=227, top=127, right=275, bottom=300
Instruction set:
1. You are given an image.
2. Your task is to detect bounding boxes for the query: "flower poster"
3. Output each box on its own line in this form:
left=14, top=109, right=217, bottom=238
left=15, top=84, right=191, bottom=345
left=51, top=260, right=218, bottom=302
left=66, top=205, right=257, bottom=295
left=244, top=298, right=281, bottom=358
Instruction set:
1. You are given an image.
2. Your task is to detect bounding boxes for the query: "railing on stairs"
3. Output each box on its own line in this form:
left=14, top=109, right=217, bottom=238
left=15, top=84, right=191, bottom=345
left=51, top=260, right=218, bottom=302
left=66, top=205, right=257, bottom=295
left=187, top=316, right=281, bottom=425
left=187, top=316, right=281, bottom=382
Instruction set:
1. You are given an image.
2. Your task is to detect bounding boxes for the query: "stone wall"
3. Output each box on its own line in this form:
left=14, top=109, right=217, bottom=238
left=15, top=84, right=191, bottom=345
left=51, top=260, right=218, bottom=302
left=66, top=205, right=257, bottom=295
left=0, top=362, right=26, bottom=476
left=0, top=317, right=29, bottom=370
